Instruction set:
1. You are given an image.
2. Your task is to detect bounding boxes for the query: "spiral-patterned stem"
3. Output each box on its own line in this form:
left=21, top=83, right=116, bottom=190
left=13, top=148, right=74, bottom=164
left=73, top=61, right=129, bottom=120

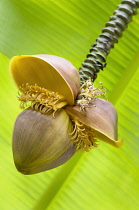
left=79, top=0, right=139, bottom=85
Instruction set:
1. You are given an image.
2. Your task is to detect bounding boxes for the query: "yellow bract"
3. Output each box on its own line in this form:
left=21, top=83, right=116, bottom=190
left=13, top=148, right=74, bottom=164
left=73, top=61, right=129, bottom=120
left=9, top=54, right=80, bottom=105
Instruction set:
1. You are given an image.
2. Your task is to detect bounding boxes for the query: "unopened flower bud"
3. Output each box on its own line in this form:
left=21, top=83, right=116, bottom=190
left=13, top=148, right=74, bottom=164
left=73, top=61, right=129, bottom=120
left=13, top=108, right=76, bottom=174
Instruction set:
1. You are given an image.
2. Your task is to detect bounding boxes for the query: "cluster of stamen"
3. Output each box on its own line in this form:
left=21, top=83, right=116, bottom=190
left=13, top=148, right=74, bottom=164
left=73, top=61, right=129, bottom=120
left=18, top=80, right=105, bottom=151
left=70, top=119, right=98, bottom=152
left=70, top=78, right=106, bottom=151
left=18, top=84, right=67, bottom=115
left=76, top=78, right=106, bottom=111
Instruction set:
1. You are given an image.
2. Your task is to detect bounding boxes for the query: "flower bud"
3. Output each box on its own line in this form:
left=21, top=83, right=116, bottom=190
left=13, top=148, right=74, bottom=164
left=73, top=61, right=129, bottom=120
left=13, top=108, right=76, bottom=174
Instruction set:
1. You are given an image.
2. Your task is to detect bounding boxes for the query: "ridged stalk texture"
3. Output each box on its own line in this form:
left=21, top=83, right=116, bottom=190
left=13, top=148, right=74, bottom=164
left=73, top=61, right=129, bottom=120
left=79, top=0, right=139, bottom=85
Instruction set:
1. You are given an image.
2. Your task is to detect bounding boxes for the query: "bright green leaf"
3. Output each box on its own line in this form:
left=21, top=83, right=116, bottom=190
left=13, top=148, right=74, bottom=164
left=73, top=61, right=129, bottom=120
left=0, top=0, right=139, bottom=209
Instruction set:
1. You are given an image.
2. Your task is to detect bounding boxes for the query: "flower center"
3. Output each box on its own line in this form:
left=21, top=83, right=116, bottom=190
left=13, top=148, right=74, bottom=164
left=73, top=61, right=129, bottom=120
left=76, top=78, right=106, bottom=111
left=18, top=83, right=68, bottom=115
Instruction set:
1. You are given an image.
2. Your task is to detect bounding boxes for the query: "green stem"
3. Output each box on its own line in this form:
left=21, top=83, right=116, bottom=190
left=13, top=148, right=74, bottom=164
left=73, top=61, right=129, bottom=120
left=79, top=0, right=139, bottom=85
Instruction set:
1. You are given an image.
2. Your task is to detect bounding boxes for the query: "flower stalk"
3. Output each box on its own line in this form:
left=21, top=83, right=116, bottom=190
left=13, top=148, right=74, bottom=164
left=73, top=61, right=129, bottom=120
left=79, top=0, right=139, bottom=84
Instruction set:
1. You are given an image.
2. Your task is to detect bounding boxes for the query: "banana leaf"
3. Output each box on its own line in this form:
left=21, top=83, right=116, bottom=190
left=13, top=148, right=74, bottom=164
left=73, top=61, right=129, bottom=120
left=0, top=0, right=139, bottom=209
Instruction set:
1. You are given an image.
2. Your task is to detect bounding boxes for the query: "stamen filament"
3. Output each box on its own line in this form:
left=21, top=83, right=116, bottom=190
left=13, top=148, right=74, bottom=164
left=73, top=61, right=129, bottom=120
left=70, top=119, right=98, bottom=151
left=18, top=84, right=67, bottom=114
left=76, top=78, right=106, bottom=111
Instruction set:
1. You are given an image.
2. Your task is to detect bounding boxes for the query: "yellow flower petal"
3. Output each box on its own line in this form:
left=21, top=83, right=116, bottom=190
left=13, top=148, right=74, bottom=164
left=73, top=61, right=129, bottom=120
left=65, top=98, right=123, bottom=148
left=9, top=54, right=80, bottom=105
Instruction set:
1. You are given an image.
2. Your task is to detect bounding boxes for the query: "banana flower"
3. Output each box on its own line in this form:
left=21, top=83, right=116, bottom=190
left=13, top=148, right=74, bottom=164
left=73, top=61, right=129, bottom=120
left=10, top=54, right=123, bottom=175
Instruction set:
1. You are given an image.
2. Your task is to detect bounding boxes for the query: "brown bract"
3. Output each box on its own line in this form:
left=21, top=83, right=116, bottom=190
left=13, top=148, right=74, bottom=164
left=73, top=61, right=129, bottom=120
left=65, top=99, right=123, bottom=148
left=13, top=109, right=75, bottom=174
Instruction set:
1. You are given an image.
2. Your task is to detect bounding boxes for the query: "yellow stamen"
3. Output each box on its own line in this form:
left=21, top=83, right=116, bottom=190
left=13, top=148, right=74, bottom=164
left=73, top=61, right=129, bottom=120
left=18, top=84, right=68, bottom=115
left=70, top=119, right=98, bottom=151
